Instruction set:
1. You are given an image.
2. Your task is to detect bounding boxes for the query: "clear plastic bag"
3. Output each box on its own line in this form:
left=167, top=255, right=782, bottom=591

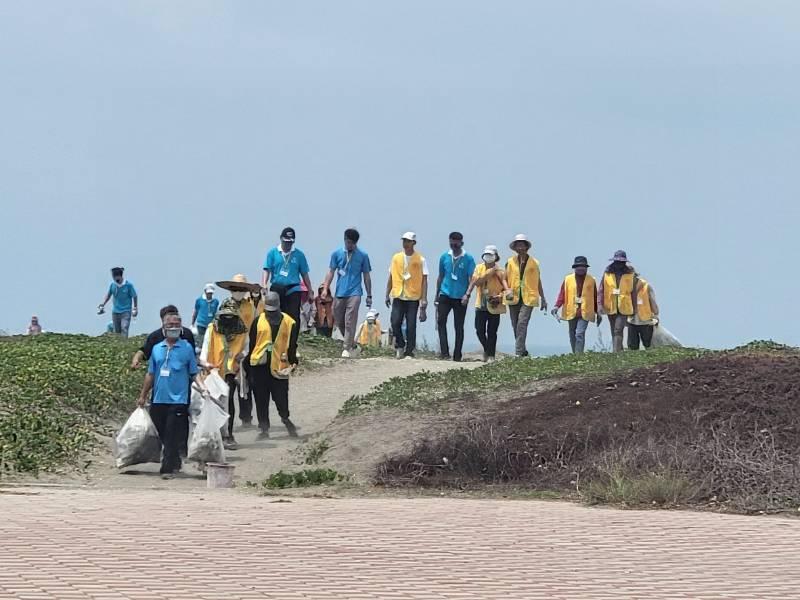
left=113, top=407, right=162, bottom=468
left=204, top=369, right=229, bottom=403
left=187, top=398, right=229, bottom=464
left=651, top=323, right=682, bottom=348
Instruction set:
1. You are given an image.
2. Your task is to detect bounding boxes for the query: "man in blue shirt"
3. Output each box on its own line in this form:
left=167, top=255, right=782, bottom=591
left=435, top=232, right=476, bottom=362
left=191, top=283, right=220, bottom=349
left=321, top=228, right=373, bottom=358
left=98, top=267, right=138, bottom=338
left=261, top=227, right=314, bottom=326
left=137, top=312, right=201, bottom=479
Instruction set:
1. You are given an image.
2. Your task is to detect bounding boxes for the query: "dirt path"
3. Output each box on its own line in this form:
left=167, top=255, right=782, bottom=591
left=81, top=358, right=475, bottom=490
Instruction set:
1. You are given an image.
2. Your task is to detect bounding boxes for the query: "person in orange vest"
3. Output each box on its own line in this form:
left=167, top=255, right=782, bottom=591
left=356, top=309, right=383, bottom=348
left=465, top=245, right=510, bottom=362
left=597, top=250, right=636, bottom=352
left=247, top=291, right=299, bottom=439
left=200, top=274, right=260, bottom=449
left=551, top=256, right=602, bottom=354
left=385, top=232, right=429, bottom=359
left=504, top=234, right=548, bottom=357
left=627, top=272, right=660, bottom=350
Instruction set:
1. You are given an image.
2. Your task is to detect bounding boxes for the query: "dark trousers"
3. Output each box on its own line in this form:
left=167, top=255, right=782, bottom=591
left=224, top=374, right=238, bottom=439
left=628, top=324, right=654, bottom=350
left=437, top=296, right=467, bottom=360
left=149, top=403, right=188, bottom=474
left=391, top=299, right=420, bottom=355
left=275, top=290, right=301, bottom=359
left=475, top=310, right=500, bottom=358
left=251, top=365, right=290, bottom=431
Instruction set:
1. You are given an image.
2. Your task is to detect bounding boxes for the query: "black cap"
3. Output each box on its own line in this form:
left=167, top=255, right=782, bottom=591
left=572, top=256, right=589, bottom=268
left=280, top=227, right=296, bottom=242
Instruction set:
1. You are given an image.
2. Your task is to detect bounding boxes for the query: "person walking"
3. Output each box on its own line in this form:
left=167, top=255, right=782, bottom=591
left=385, top=232, right=429, bottom=359
left=247, top=291, right=299, bottom=439
left=435, top=232, right=476, bottom=362
left=131, top=305, right=196, bottom=370
left=98, top=267, right=138, bottom=337
left=321, top=228, right=373, bottom=358
left=261, top=227, right=314, bottom=325
left=627, top=272, right=660, bottom=350
left=26, top=316, right=43, bottom=336
left=598, top=250, right=636, bottom=352
left=136, top=311, right=202, bottom=479
left=314, top=285, right=335, bottom=337
left=466, top=246, right=510, bottom=362
left=191, top=284, right=220, bottom=349
left=551, top=256, right=602, bottom=354
left=357, top=309, right=383, bottom=348
left=200, top=275, right=260, bottom=449
left=504, top=235, right=547, bottom=357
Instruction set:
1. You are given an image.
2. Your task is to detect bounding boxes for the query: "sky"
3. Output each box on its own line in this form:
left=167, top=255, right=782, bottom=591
left=1, top=1, right=798, bottom=352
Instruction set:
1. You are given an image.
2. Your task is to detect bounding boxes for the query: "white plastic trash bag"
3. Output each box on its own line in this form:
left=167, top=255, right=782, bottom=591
left=113, top=407, right=162, bottom=469
left=189, top=384, right=205, bottom=423
left=651, top=324, right=682, bottom=348
left=204, top=369, right=228, bottom=403
left=188, top=398, right=228, bottom=464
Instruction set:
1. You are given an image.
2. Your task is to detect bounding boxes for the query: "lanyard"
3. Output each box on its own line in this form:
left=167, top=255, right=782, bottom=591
left=280, top=249, right=294, bottom=270
left=342, top=250, right=353, bottom=272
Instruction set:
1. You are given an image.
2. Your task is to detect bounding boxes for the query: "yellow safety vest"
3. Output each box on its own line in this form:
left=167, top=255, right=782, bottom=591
left=505, top=255, right=541, bottom=307
left=239, top=298, right=258, bottom=330
left=390, top=252, right=425, bottom=301
left=357, top=320, right=382, bottom=347
left=249, top=312, right=296, bottom=378
left=206, top=323, right=248, bottom=376
left=602, top=272, right=635, bottom=316
left=473, top=264, right=507, bottom=314
left=561, top=273, right=597, bottom=322
left=635, top=279, right=654, bottom=322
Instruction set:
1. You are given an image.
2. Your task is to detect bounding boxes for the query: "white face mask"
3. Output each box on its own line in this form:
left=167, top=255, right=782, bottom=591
left=482, top=254, right=496, bottom=265
left=231, top=291, right=247, bottom=301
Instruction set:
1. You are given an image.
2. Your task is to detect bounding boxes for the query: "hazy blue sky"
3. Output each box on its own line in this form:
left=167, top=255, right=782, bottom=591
left=2, top=1, right=798, bottom=351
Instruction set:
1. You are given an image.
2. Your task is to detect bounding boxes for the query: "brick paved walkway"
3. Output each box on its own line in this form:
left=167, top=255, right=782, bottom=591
left=1, top=488, right=798, bottom=599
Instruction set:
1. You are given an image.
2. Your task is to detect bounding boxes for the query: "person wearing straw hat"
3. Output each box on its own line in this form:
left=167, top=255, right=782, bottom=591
left=191, top=283, right=220, bottom=350
left=597, top=250, right=636, bottom=352
left=200, top=274, right=261, bottom=449
left=247, top=291, right=299, bottom=439
left=357, top=309, right=383, bottom=348
left=465, top=245, right=510, bottom=362
left=385, top=232, right=429, bottom=359
left=551, top=256, right=602, bottom=354
left=504, top=234, right=548, bottom=357
left=261, top=227, right=314, bottom=327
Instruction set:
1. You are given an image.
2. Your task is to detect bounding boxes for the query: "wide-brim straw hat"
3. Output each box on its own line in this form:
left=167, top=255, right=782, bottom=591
left=216, top=273, right=261, bottom=292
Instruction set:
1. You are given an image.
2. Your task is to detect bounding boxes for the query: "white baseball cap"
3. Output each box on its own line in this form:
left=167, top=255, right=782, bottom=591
left=204, top=283, right=215, bottom=294
left=401, top=231, right=417, bottom=242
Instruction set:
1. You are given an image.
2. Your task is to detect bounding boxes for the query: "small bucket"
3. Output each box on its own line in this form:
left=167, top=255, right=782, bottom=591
left=206, top=462, right=235, bottom=489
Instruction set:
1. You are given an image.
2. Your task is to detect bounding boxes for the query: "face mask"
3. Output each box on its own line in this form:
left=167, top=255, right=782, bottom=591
left=165, top=327, right=181, bottom=340
left=482, top=254, right=495, bottom=265
left=231, top=291, right=247, bottom=301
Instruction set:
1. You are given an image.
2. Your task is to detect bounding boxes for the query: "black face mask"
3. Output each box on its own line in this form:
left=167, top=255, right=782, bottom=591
left=610, top=261, right=627, bottom=274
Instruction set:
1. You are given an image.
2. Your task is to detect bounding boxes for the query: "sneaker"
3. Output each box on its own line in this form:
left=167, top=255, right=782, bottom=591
left=440, top=353, right=451, bottom=361
left=257, top=429, right=270, bottom=440
left=223, top=438, right=239, bottom=451
left=453, top=356, right=462, bottom=362
left=487, top=356, right=496, bottom=364
left=395, top=348, right=404, bottom=359
left=341, top=349, right=351, bottom=359
left=161, top=472, right=175, bottom=480
left=282, top=418, right=299, bottom=438
left=404, top=352, right=415, bottom=359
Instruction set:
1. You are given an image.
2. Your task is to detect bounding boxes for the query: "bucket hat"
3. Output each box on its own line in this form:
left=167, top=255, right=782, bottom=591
left=509, top=234, right=532, bottom=251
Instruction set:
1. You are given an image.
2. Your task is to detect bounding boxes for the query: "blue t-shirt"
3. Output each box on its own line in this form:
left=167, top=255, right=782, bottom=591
left=194, top=297, right=220, bottom=328
left=439, top=252, right=476, bottom=299
left=148, top=339, right=198, bottom=405
left=263, top=247, right=310, bottom=294
left=108, top=281, right=137, bottom=314
left=329, top=247, right=372, bottom=298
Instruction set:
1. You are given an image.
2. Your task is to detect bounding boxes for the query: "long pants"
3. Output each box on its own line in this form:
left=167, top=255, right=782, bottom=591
left=275, top=291, right=301, bottom=360
left=196, top=325, right=207, bottom=350
left=475, top=310, right=500, bottom=358
left=112, top=311, right=132, bottom=338
left=508, top=304, right=534, bottom=357
left=250, top=365, right=290, bottom=431
left=334, top=296, right=362, bottom=351
left=391, top=299, right=419, bottom=356
left=628, top=324, right=654, bottom=350
left=568, top=318, right=590, bottom=354
left=608, top=314, right=628, bottom=352
left=149, top=403, right=188, bottom=474
left=239, top=364, right=254, bottom=424
left=436, top=296, right=467, bottom=360
left=224, top=374, right=239, bottom=439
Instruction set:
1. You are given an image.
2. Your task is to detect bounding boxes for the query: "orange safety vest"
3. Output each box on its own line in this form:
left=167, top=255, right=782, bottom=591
left=561, top=273, right=597, bottom=322
left=602, top=272, right=635, bottom=316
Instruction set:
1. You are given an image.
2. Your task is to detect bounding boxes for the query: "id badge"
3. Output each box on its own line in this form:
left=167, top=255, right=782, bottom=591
left=279, top=269, right=290, bottom=277
left=575, top=297, right=583, bottom=305
left=402, top=272, right=412, bottom=281
left=637, top=298, right=644, bottom=305
left=612, top=288, right=621, bottom=296
left=338, top=269, right=347, bottom=277
left=160, top=367, right=171, bottom=378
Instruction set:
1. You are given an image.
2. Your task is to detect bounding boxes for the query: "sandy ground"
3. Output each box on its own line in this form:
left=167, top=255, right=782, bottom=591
left=69, top=357, right=477, bottom=491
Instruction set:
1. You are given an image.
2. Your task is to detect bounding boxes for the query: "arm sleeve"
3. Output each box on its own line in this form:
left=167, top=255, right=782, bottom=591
left=147, top=353, right=156, bottom=375
left=130, top=283, right=137, bottom=299
left=466, top=256, right=476, bottom=278
left=299, top=252, right=310, bottom=275
left=200, top=327, right=212, bottom=362
left=188, top=350, right=199, bottom=377
left=263, top=249, right=273, bottom=271
left=421, top=257, right=429, bottom=276
left=362, top=253, right=371, bottom=273
left=438, top=254, right=446, bottom=278
left=329, top=251, right=338, bottom=270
